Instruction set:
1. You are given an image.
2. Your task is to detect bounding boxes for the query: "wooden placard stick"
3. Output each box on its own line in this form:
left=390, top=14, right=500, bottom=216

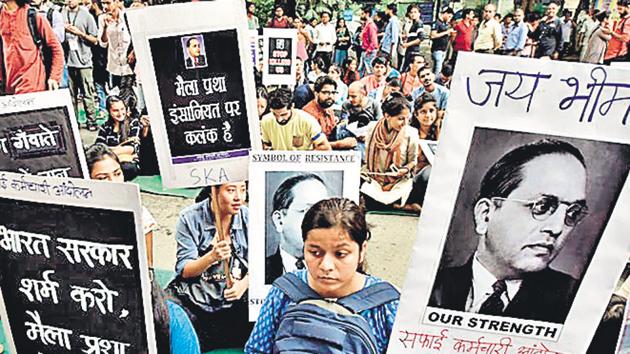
left=211, top=186, right=234, bottom=288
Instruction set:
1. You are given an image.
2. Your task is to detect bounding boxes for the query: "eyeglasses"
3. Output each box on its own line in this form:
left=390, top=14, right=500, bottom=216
left=491, top=195, right=588, bottom=227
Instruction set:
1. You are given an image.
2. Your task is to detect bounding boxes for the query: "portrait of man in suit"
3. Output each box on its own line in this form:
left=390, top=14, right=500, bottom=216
left=265, top=173, right=332, bottom=283
left=183, top=35, right=207, bottom=69
left=429, top=139, right=590, bottom=324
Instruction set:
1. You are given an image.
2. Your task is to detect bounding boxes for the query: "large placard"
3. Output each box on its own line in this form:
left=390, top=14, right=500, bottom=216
left=0, top=90, right=88, bottom=179
left=389, top=53, right=630, bottom=353
left=248, top=151, right=361, bottom=320
left=0, top=172, right=155, bottom=353
left=127, top=0, right=261, bottom=188
left=262, top=28, right=297, bottom=87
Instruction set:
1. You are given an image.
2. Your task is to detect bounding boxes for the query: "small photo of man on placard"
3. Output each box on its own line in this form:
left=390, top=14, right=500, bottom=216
left=182, top=34, right=207, bottom=69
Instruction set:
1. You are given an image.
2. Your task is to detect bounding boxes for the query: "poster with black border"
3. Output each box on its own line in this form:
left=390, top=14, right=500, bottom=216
left=389, top=53, right=630, bottom=353
left=0, top=172, right=156, bottom=354
left=0, top=90, right=88, bottom=179
left=127, top=0, right=261, bottom=189
left=262, top=28, right=297, bottom=87
left=248, top=151, right=361, bottom=320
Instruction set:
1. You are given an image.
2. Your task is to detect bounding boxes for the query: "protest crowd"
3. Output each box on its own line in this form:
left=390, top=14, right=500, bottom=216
left=0, top=0, right=629, bottom=352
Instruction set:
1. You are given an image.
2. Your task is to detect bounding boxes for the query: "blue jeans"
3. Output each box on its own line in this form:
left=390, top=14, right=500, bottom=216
left=432, top=50, right=446, bottom=76
left=334, top=49, right=348, bottom=67
left=359, top=50, right=376, bottom=77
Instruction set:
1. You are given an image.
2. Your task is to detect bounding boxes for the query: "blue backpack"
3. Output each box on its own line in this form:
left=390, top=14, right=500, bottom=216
left=272, top=272, right=400, bottom=354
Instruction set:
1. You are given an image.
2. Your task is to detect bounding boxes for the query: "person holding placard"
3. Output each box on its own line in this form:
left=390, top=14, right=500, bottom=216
left=245, top=198, right=400, bottom=354
left=167, top=182, right=252, bottom=351
left=260, top=87, right=331, bottom=151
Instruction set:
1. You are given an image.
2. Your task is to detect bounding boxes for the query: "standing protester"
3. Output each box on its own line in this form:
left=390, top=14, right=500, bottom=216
left=32, top=0, right=64, bottom=42
left=359, top=5, right=379, bottom=76
left=474, top=3, right=503, bottom=54
left=561, top=10, right=576, bottom=57
left=582, top=11, right=612, bottom=64
left=167, top=182, right=253, bottom=352
left=334, top=18, right=351, bottom=67
left=246, top=1, right=259, bottom=31
left=578, top=9, right=598, bottom=61
left=451, top=9, right=476, bottom=64
left=532, top=2, right=563, bottom=59
left=99, top=0, right=135, bottom=97
left=430, top=7, right=454, bottom=76
left=521, top=12, right=541, bottom=58
left=504, top=8, right=528, bottom=56
left=266, top=5, right=291, bottom=29
left=0, top=0, right=64, bottom=94
left=400, top=4, right=423, bottom=73
left=62, top=0, right=99, bottom=130
left=603, top=0, right=630, bottom=63
left=399, top=54, right=424, bottom=97
left=293, top=17, right=311, bottom=62
left=88, top=0, right=108, bottom=114
left=397, top=5, right=413, bottom=70
left=313, top=10, right=335, bottom=71
left=380, top=4, right=400, bottom=68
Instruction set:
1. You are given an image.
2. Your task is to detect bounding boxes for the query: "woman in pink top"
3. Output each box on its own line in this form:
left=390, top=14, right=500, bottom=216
left=293, top=17, right=311, bottom=61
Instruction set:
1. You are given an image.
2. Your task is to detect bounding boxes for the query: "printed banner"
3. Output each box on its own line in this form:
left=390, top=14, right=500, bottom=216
left=0, top=172, right=155, bottom=354
left=248, top=151, right=361, bottom=320
left=127, top=0, right=261, bottom=188
left=0, top=90, right=88, bottom=179
left=262, top=28, right=297, bottom=87
left=389, top=53, right=630, bottom=354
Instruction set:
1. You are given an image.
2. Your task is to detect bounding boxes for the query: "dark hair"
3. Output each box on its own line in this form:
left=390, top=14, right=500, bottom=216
left=411, top=94, right=439, bottom=137
left=361, top=5, right=372, bottom=14
left=381, top=92, right=411, bottom=116
left=268, top=88, right=293, bottom=109
left=301, top=198, right=370, bottom=272
left=387, top=4, right=398, bottom=15
left=151, top=280, right=171, bottom=354
left=16, top=0, right=29, bottom=7
left=343, top=57, right=357, bottom=71
left=186, top=36, right=198, bottom=48
left=371, top=56, right=387, bottom=67
left=314, top=75, right=337, bottom=92
left=526, top=12, right=541, bottom=22
left=273, top=174, right=325, bottom=212
left=441, top=7, right=454, bottom=14
left=105, top=95, right=125, bottom=112
left=594, top=10, right=609, bottom=22
left=311, top=56, right=325, bottom=70
left=619, top=0, right=629, bottom=6
left=417, top=64, right=432, bottom=77
left=407, top=4, right=420, bottom=14
left=440, top=64, right=454, bottom=77
left=477, top=139, right=586, bottom=203
left=413, top=92, right=437, bottom=113
left=385, top=76, right=402, bottom=89
left=463, top=8, right=476, bottom=17
left=85, top=143, right=120, bottom=174
left=274, top=4, right=284, bottom=11
left=256, top=86, right=268, bottom=100
left=336, top=18, right=346, bottom=28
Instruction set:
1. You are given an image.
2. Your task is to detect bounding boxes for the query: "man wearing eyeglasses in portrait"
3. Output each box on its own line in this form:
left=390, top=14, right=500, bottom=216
left=429, top=139, right=589, bottom=323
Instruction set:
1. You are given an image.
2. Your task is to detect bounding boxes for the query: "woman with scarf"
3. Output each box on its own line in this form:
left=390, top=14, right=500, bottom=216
left=95, top=95, right=142, bottom=181
left=363, top=92, right=420, bottom=212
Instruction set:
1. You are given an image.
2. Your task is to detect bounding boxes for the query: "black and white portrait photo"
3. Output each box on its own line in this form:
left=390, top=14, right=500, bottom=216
left=428, top=128, right=630, bottom=324
left=182, top=34, right=207, bottom=69
left=264, top=171, right=344, bottom=284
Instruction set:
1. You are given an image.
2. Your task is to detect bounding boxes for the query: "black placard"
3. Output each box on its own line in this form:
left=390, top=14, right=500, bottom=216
left=149, top=29, right=251, bottom=164
left=267, top=37, right=293, bottom=75
left=0, top=198, right=148, bottom=353
left=0, top=107, right=84, bottom=178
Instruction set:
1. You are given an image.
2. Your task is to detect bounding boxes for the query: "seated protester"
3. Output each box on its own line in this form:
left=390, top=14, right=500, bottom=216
left=292, top=82, right=315, bottom=109
left=434, top=63, right=453, bottom=89
left=95, top=95, right=142, bottom=181
left=360, top=56, right=388, bottom=96
left=399, top=54, right=425, bottom=97
left=245, top=198, right=400, bottom=354
left=409, top=94, right=441, bottom=210
left=152, top=280, right=201, bottom=354
left=167, top=182, right=252, bottom=352
left=86, top=143, right=157, bottom=268
left=139, top=112, right=160, bottom=176
left=307, top=56, right=326, bottom=84
left=327, top=64, right=348, bottom=111
left=369, top=76, right=403, bottom=104
left=341, top=57, right=360, bottom=86
left=256, top=86, right=269, bottom=119
left=411, top=66, right=450, bottom=119
left=302, top=75, right=338, bottom=139
left=362, top=93, right=421, bottom=213
left=261, top=87, right=332, bottom=151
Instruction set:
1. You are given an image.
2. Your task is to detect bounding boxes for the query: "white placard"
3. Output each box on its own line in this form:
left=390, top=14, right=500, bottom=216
left=262, top=28, right=298, bottom=87
left=389, top=53, right=630, bottom=354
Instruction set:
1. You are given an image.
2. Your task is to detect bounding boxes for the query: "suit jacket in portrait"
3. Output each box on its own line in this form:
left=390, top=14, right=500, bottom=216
left=428, top=257, right=579, bottom=323
left=186, top=54, right=207, bottom=68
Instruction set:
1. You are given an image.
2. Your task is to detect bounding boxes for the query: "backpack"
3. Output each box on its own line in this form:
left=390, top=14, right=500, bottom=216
left=272, top=272, right=400, bottom=354
left=27, top=6, right=54, bottom=81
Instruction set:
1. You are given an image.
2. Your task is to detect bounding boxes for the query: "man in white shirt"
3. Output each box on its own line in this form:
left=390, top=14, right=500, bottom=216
left=429, top=139, right=588, bottom=324
left=474, top=3, right=503, bottom=53
left=98, top=0, right=134, bottom=93
left=314, top=10, right=336, bottom=71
